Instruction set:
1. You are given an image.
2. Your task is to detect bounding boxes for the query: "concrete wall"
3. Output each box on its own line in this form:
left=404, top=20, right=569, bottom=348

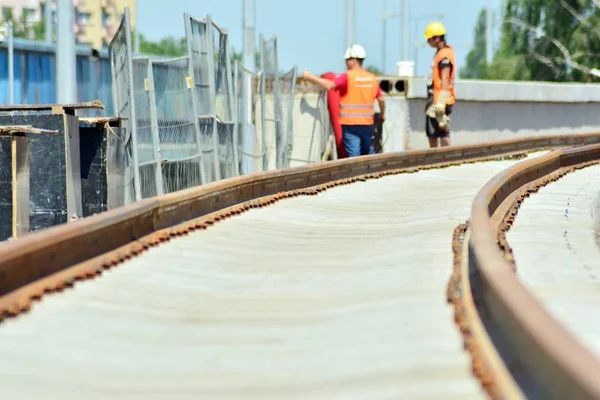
left=257, top=77, right=600, bottom=165
left=405, top=99, right=600, bottom=149
left=401, top=77, right=600, bottom=150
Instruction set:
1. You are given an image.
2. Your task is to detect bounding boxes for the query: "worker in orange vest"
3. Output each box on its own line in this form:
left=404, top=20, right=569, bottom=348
left=424, top=21, right=456, bottom=148
left=302, top=44, right=385, bottom=157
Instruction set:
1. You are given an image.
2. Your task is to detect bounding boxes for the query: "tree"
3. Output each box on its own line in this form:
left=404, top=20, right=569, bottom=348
left=483, top=0, right=600, bottom=82
left=365, top=65, right=383, bottom=75
left=1, top=8, right=45, bottom=40
left=135, top=33, right=187, bottom=58
left=230, top=47, right=261, bottom=70
left=460, top=8, right=488, bottom=79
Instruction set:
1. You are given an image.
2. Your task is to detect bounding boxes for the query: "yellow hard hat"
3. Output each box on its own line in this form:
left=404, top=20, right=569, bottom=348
left=424, top=22, right=446, bottom=39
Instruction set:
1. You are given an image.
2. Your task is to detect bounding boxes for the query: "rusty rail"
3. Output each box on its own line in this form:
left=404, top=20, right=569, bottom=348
left=1, top=133, right=600, bottom=397
left=468, top=142, right=600, bottom=399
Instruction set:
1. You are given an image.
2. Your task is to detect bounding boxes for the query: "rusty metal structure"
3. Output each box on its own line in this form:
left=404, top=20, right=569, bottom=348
left=1, top=134, right=600, bottom=397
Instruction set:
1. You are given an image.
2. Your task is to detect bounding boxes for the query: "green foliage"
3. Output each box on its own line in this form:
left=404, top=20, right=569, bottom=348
left=136, top=39, right=262, bottom=70
left=136, top=33, right=187, bottom=57
left=484, top=55, right=531, bottom=80
left=230, top=47, right=261, bottom=70
left=1, top=8, right=46, bottom=40
left=460, top=9, right=488, bottom=79
left=365, top=65, right=383, bottom=75
left=463, top=0, right=600, bottom=82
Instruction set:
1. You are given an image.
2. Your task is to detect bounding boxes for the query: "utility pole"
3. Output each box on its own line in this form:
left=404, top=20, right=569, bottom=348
left=382, top=10, right=398, bottom=74
left=56, top=0, right=76, bottom=103
left=381, top=0, right=398, bottom=73
left=134, top=0, right=139, bottom=54
left=402, top=0, right=409, bottom=61
left=382, top=13, right=386, bottom=73
left=45, top=0, right=52, bottom=43
left=346, top=0, right=355, bottom=49
left=241, top=0, right=256, bottom=174
left=486, top=0, right=493, bottom=64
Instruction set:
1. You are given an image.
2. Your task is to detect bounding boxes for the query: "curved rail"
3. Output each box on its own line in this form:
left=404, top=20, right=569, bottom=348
left=468, top=142, right=600, bottom=399
left=1, top=133, right=600, bottom=397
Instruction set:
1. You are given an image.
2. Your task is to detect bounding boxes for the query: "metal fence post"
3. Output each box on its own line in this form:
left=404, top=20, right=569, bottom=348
left=110, top=53, right=120, bottom=125
left=183, top=12, right=208, bottom=185
left=258, top=34, right=268, bottom=171
left=223, top=30, right=239, bottom=176
left=284, top=66, right=298, bottom=168
left=108, top=9, right=142, bottom=202
left=205, top=14, right=221, bottom=181
left=233, top=60, right=240, bottom=176
left=272, top=36, right=283, bottom=170
left=146, top=59, right=164, bottom=195
left=227, top=57, right=240, bottom=176
left=124, top=10, right=142, bottom=201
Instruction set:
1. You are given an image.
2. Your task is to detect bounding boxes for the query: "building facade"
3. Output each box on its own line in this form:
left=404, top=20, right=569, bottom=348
left=0, top=0, right=136, bottom=50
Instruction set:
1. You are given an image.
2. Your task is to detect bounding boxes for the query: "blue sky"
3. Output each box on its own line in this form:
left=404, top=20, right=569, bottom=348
left=138, top=0, right=502, bottom=77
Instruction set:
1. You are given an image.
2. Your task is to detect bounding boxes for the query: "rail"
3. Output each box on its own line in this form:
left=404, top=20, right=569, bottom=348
left=466, top=142, right=600, bottom=399
left=1, top=133, right=600, bottom=397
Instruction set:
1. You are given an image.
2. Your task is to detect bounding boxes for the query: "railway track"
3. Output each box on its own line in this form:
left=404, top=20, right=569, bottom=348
left=1, top=133, right=600, bottom=399
left=506, top=164, right=600, bottom=361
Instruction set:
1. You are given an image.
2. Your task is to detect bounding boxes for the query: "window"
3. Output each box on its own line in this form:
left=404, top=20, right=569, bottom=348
left=76, top=11, right=92, bottom=25
left=102, top=10, right=109, bottom=25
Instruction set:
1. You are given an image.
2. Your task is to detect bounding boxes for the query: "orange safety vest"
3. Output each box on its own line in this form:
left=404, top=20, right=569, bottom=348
left=429, top=45, right=456, bottom=105
left=339, top=69, right=379, bottom=125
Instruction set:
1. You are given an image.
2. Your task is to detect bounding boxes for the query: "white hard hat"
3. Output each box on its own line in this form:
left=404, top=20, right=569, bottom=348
left=344, top=44, right=366, bottom=60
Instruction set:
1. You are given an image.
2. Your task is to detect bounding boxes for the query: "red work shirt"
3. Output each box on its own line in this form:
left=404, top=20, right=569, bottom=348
left=334, top=72, right=382, bottom=98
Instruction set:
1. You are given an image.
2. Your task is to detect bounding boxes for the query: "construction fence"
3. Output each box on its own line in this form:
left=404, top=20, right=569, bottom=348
left=109, top=8, right=320, bottom=204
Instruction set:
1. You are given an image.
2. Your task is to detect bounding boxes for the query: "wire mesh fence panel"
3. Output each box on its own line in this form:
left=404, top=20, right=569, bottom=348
left=259, top=35, right=282, bottom=170
left=261, top=37, right=278, bottom=75
left=216, top=121, right=237, bottom=178
left=132, top=57, right=162, bottom=198
left=256, top=73, right=276, bottom=171
left=109, top=8, right=140, bottom=203
left=278, top=66, right=297, bottom=168
left=185, top=16, right=212, bottom=117
left=185, top=14, right=220, bottom=182
left=212, top=26, right=233, bottom=123
left=288, top=89, right=330, bottom=167
left=234, top=62, right=265, bottom=173
left=151, top=56, right=205, bottom=193
left=212, top=23, right=238, bottom=178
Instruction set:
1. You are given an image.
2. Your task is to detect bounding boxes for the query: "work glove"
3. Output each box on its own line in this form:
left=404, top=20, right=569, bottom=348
left=438, top=114, right=451, bottom=131
left=425, top=103, right=444, bottom=119
left=425, top=90, right=451, bottom=125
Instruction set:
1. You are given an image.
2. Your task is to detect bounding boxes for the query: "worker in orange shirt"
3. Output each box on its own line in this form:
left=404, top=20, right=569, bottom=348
left=424, top=22, right=456, bottom=148
left=302, top=44, right=385, bottom=157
